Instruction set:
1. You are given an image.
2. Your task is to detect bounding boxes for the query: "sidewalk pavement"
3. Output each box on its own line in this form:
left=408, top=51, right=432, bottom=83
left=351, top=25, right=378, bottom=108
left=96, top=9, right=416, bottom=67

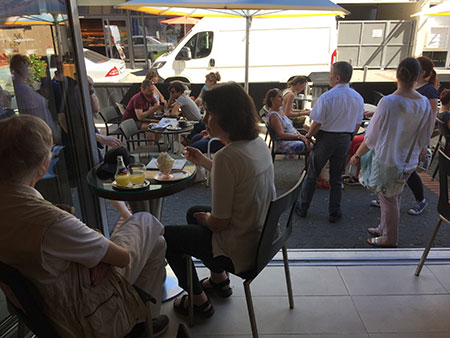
left=106, top=153, right=449, bottom=249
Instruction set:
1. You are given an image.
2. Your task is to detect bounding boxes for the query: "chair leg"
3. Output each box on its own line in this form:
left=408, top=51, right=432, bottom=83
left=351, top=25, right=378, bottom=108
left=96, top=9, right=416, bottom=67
left=144, top=301, right=154, bottom=338
left=186, top=256, right=194, bottom=327
left=415, top=217, right=443, bottom=276
left=282, top=246, right=294, bottom=309
left=243, top=280, right=258, bottom=338
left=430, top=135, right=442, bottom=166
left=432, top=163, right=439, bottom=180
left=17, top=319, right=26, bottom=338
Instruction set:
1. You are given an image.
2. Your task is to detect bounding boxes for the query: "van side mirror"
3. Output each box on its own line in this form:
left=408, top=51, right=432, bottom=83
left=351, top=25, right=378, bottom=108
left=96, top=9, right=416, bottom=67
left=176, top=47, right=192, bottom=60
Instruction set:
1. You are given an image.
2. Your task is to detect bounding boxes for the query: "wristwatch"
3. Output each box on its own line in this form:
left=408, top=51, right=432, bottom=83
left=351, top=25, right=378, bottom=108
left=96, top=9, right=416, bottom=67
left=305, top=135, right=312, bottom=140
left=355, top=155, right=361, bottom=160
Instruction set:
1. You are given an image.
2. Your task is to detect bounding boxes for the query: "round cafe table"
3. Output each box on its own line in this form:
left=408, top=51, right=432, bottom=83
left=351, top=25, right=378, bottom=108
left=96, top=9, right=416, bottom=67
left=87, top=153, right=197, bottom=301
left=149, top=123, right=194, bottom=154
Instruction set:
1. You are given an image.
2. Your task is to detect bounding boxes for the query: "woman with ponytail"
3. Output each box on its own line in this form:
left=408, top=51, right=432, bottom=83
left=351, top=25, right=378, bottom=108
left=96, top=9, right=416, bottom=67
left=350, top=57, right=434, bottom=247
left=416, top=56, right=439, bottom=116
left=402, top=56, right=439, bottom=216
left=282, top=75, right=311, bottom=128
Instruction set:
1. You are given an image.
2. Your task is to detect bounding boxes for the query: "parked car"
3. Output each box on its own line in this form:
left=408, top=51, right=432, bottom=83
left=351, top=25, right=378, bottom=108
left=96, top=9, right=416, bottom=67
left=122, top=36, right=174, bottom=61
left=83, top=48, right=128, bottom=82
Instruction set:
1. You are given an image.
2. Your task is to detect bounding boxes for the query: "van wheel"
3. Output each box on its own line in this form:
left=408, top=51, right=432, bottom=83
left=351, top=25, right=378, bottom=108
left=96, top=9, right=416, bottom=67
left=163, top=77, right=190, bottom=84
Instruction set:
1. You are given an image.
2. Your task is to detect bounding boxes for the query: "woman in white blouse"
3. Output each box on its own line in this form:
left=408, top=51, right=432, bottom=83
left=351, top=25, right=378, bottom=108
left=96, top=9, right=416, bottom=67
left=164, top=82, right=275, bottom=318
left=350, top=57, right=434, bottom=248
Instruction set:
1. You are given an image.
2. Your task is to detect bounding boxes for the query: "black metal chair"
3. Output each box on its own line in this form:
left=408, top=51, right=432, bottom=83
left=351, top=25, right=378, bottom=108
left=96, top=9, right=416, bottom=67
left=0, top=261, right=156, bottom=338
left=415, top=149, right=450, bottom=276
left=99, top=105, right=124, bottom=151
left=115, top=102, right=126, bottom=116
left=185, top=172, right=306, bottom=337
left=431, top=118, right=448, bottom=179
left=0, top=262, right=59, bottom=338
left=265, top=120, right=309, bottom=164
left=119, top=119, right=162, bottom=154
left=0, top=108, right=15, bottom=120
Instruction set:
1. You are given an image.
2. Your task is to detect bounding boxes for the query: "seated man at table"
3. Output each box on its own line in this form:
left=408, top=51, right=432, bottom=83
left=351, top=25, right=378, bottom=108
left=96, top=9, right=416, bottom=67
left=122, top=79, right=164, bottom=130
left=167, top=80, right=202, bottom=122
left=0, top=115, right=169, bottom=337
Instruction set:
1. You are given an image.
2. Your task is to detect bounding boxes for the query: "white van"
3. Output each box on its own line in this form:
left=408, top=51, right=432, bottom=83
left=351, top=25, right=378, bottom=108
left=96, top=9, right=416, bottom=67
left=151, top=16, right=337, bottom=84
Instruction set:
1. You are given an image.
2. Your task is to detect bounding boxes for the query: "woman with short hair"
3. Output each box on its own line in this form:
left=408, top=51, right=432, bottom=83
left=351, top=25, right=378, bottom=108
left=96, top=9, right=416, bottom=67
left=164, top=82, right=275, bottom=318
left=265, top=88, right=306, bottom=155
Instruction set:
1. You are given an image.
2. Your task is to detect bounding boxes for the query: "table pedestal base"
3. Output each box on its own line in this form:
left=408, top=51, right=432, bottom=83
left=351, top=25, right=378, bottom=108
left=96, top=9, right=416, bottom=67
left=129, top=198, right=164, bottom=220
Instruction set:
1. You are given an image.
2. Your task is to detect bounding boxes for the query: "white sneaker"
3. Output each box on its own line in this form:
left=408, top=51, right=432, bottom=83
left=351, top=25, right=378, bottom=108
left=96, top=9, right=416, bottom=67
left=408, top=199, right=428, bottom=215
left=370, top=199, right=380, bottom=208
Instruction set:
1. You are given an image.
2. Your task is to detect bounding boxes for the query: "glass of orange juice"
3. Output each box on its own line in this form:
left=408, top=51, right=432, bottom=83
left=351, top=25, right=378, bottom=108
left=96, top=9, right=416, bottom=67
left=129, top=163, right=146, bottom=187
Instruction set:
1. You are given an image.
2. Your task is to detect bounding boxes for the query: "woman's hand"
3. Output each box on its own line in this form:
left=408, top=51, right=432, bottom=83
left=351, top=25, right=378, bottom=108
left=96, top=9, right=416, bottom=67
left=184, top=146, right=213, bottom=171
left=350, top=155, right=360, bottom=166
left=184, top=146, right=204, bottom=164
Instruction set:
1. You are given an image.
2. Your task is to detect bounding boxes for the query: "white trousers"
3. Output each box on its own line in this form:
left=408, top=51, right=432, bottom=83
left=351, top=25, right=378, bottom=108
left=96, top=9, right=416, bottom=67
left=111, top=212, right=166, bottom=317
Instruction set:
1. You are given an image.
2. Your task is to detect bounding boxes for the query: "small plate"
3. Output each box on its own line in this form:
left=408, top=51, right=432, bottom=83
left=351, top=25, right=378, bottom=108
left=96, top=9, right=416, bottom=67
left=166, top=126, right=181, bottom=131
left=112, top=179, right=150, bottom=190
left=154, top=170, right=190, bottom=182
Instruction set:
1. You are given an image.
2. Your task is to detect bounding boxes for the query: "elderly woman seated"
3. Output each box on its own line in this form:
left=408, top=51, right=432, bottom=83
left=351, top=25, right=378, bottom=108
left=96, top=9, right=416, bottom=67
left=265, top=88, right=307, bottom=155
left=0, top=115, right=169, bottom=337
left=164, top=82, right=276, bottom=318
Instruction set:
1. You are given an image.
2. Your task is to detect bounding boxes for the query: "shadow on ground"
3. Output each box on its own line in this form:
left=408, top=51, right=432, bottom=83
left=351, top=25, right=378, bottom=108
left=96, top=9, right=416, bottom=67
left=105, top=156, right=449, bottom=249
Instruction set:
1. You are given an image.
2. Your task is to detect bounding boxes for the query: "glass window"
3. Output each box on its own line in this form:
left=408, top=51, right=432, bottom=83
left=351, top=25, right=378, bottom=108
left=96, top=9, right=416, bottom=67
left=0, top=0, right=109, bottom=331
left=134, top=37, right=144, bottom=45
left=195, top=31, right=213, bottom=59
left=182, top=31, right=214, bottom=59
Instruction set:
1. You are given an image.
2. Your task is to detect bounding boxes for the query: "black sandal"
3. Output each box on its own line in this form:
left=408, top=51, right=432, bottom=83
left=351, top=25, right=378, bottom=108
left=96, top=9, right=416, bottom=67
left=173, top=294, right=215, bottom=319
left=200, top=277, right=233, bottom=298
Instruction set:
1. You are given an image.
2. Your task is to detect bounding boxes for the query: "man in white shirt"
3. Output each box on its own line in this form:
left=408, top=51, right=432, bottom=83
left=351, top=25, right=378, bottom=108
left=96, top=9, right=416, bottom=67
left=296, top=61, right=364, bottom=223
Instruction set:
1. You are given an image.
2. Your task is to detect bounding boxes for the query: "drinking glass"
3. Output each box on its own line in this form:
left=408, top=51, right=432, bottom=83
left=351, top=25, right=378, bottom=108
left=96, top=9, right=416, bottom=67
left=129, top=163, right=146, bottom=186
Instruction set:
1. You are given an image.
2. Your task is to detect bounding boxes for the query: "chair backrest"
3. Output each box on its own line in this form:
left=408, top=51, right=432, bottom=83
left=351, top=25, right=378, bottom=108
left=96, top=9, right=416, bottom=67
left=0, top=109, right=15, bottom=120
left=115, top=102, right=126, bottom=116
left=242, top=172, right=305, bottom=279
left=436, top=118, right=450, bottom=151
left=265, top=120, right=279, bottom=142
left=0, top=262, right=59, bottom=338
left=99, top=105, right=122, bottom=124
left=438, top=149, right=450, bottom=220
left=258, top=105, right=269, bottom=120
left=119, top=119, right=140, bottom=139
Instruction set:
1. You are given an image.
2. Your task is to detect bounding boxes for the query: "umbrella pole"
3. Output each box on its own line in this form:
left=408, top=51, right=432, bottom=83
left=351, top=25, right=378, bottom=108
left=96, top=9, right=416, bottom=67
left=244, top=15, right=252, bottom=93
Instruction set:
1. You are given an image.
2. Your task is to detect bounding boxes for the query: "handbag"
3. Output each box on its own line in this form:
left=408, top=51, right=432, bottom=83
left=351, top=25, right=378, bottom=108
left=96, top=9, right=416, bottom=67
left=359, top=114, right=425, bottom=198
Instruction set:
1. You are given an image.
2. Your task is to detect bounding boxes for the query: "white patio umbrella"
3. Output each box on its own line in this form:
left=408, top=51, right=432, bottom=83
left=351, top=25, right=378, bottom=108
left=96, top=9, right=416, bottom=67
left=118, top=0, right=348, bottom=91
left=411, top=1, right=450, bottom=17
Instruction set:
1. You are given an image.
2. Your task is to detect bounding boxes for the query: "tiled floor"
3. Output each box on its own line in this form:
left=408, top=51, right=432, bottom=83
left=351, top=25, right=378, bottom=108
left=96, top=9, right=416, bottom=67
left=160, top=252, right=450, bottom=338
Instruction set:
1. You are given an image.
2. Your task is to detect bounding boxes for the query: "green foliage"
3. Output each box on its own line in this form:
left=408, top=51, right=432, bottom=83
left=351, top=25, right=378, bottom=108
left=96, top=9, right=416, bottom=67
left=27, top=54, right=47, bottom=84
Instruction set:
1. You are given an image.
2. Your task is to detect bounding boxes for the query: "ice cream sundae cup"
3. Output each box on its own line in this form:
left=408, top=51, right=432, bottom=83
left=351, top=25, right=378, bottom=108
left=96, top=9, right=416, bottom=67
left=157, top=152, right=174, bottom=179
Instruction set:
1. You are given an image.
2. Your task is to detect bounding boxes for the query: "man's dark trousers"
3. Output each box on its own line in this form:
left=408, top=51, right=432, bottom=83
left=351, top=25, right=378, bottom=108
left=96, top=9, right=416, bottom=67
left=299, top=131, right=352, bottom=215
